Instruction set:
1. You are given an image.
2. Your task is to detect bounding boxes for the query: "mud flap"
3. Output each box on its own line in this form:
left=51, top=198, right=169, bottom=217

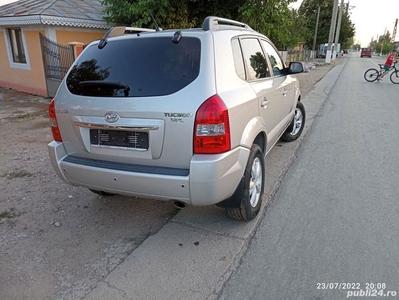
left=215, top=176, right=245, bottom=208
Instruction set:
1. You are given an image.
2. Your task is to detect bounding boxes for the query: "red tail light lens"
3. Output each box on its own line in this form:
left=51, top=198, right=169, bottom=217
left=194, top=95, right=230, bottom=154
left=49, top=99, right=62, bottom=142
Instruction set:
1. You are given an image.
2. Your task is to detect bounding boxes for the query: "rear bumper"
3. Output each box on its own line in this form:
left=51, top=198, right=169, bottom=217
left=48, top=141, right=250, bottom=206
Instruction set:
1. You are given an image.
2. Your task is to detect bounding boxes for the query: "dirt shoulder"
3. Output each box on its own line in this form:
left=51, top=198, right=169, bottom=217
left=296, top=58, right=343, bottom=96
left=0, top=90, right=178, bottom=299
left=0, top=57, right=344, bottom=300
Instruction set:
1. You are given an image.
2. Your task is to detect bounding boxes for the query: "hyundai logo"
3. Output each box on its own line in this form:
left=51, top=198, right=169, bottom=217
left=104, top=112, right=120, bottom=123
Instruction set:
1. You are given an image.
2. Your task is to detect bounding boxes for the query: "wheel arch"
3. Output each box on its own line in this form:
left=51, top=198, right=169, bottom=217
left=239, top=116, right=267, bottom=154
left=217, top=121, right=266, bottom=210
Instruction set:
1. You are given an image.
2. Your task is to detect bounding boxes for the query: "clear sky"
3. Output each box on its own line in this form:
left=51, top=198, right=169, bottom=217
left=0, top=0, right=397, bottom=47
left=290, top=0, right=399, bottom=47
left=0, top=0, right=16, bottom=6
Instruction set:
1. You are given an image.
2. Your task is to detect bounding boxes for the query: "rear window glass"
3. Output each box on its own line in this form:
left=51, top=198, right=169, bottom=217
left=66, top=36, right=201, bottom=97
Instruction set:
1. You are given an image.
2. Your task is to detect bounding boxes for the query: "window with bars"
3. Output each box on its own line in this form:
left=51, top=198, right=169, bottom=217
left=8, top=28, right=26, bottom=64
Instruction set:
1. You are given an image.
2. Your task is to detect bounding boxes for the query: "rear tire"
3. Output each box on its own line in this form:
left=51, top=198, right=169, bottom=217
left=364, top=68, right=379, bottom=82
left=226, top=144, right=264, bottom=221
left=89, top=189, right=115, bottom=196
left=280, top=101, right=306, bottom=142
left=390, top=70, right=399, bottom=84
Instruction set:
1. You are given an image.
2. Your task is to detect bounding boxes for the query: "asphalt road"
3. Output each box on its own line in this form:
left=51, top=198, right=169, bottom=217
left=219, top=55, right=399, bottom=300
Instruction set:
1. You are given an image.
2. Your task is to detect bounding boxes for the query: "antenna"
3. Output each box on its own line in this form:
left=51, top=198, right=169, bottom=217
left=149, top=11, right=162, bottom=31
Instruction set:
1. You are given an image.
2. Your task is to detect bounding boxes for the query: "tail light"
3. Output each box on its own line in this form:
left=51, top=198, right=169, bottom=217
left=194, top=95, right=230, bottom=154
left=49, top=99, right=62, bottom=142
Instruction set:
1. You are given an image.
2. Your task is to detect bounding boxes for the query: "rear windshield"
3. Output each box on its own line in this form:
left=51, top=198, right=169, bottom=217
left=66, top=36, right=201, bottom=97
left=362, top=48, right=371, bottom=52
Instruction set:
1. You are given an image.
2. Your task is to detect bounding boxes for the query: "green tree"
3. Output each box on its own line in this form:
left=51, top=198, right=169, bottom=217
left=298, top=0, right=355, bottom=48
left=378, top=31, right=393, bottom=53
left=370, top=31, right=395, bottom=54
left=345, top=36, right=354, bottom=50
left=352, top=42, right=360, bottom=51
left=338, top=7, right=355, bottom=48
left=238, top=0, right=299, bottom=49
left=100, top=0, right=245, bottom=28
left=100, top=0, right=305, bottom=49
left=289, top=8, right=308, bottom=48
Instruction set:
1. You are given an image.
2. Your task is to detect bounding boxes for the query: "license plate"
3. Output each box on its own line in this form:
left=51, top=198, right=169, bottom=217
left=90, top=129, right=149, bottom=150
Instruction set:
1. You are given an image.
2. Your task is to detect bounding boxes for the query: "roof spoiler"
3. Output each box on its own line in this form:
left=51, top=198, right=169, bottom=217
left=98, top=26, right=157, bottom=49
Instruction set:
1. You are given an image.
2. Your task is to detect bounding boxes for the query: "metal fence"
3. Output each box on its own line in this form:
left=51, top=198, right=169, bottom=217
left=39, top=33, right=75, bottom=98
left=280, top=50, right=315, bottom=64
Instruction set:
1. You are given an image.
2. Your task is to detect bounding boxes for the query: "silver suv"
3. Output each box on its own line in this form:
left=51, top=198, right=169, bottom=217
left=48, top=16, right=305, bottom=221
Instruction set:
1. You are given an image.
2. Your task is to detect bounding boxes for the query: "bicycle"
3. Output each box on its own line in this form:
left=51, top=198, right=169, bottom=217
left=364, top=62, right=399, bottom=84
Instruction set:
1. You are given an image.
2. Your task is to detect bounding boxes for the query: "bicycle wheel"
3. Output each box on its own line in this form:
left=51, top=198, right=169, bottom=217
left=364, top=68, right=379, bottom=82
left=390, top=70, right=399, bottom=84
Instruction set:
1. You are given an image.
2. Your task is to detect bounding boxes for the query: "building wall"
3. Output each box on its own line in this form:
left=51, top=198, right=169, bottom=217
left=56, top=30, right=104, bottom=47
left=23, top=29, right=47, bottom=95
left=0, top=28, right=47, bottom=96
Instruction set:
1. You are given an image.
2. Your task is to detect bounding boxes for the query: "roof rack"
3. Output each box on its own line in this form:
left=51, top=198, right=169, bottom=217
left=202, top=16, right=253, bottom=31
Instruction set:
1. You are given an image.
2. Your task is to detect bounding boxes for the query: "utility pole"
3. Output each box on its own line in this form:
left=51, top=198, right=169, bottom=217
left=392, top=19, right=398, bottom=43
left=312, top=7, right=321, bottom=59
left=332, top=0, right=344, bottom=60
left=326, top=0, right=339, bottom=63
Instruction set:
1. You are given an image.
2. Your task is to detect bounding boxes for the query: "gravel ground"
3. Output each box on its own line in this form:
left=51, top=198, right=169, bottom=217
left=0, top=57, right=344, bottom=300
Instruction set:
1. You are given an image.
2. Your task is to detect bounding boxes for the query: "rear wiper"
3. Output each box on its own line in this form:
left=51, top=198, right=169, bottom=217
left=79, top=81, right=130, bottom=97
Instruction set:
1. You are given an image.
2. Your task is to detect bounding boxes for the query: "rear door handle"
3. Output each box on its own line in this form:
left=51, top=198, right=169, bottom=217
left=282, top=90, right=288, bottom=96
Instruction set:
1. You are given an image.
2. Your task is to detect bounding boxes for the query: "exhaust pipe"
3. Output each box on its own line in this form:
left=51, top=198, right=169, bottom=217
left=173, top=201, right=186, bottom=209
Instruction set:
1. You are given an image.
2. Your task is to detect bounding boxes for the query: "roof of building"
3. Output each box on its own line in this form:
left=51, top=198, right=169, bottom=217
left=0, top=0, right=109, bottom=28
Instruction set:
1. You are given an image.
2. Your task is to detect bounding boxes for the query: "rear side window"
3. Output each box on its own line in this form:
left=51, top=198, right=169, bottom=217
left=231, top=38, right=246, bottom=80
left=66, top=37, right=201, bottom=97
left=240, top=38, right=269, bottom=80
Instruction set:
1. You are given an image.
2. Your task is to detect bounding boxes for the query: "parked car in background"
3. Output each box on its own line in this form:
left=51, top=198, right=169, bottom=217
left=48, top=16, right=305, bottom=221
left=361, top=48, right=372, bottom=58
left=317, top=43, right=341, bottom=58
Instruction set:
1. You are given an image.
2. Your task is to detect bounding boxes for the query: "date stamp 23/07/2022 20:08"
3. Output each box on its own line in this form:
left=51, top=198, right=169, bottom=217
left=316, top=283, right=397, bottom=298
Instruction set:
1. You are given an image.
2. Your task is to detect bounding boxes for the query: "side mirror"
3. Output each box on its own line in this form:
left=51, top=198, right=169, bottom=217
left=288, top=62, right=304, bottom=74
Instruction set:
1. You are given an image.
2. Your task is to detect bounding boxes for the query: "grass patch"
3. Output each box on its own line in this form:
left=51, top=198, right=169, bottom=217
left=0, top=208, right=16, bottom=219
left=0, top=208, right=19, bottom=224
left=3, top=170, right=34, bottom=179
left=17, top=112, right=37, bottom=119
